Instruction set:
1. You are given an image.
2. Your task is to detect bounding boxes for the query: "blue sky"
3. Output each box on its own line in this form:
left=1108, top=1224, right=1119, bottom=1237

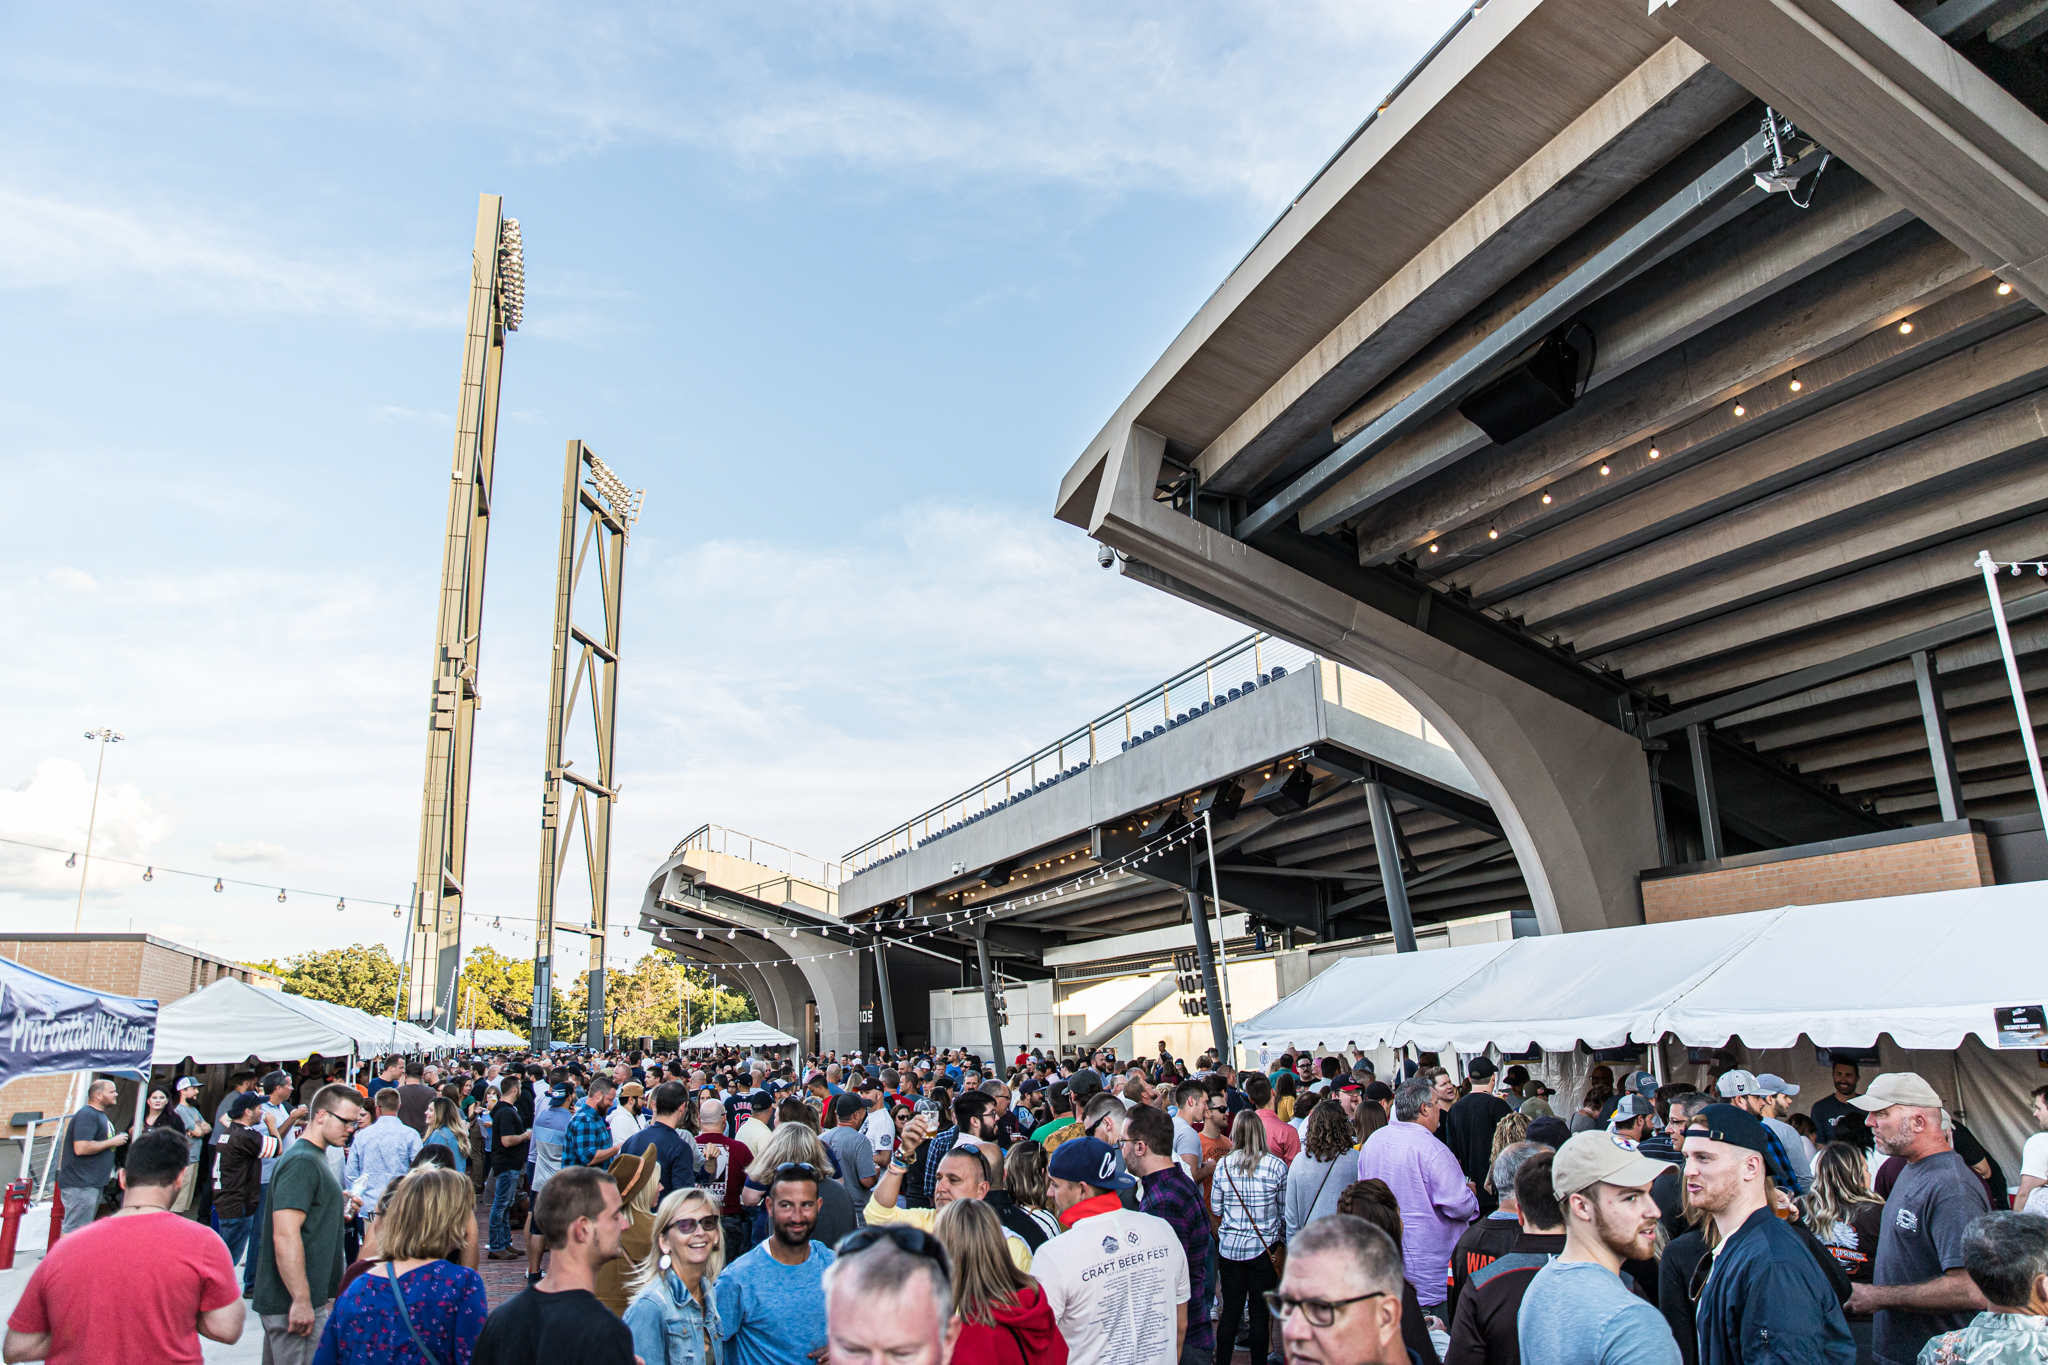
left=0, top=1, right=1469, bottom=973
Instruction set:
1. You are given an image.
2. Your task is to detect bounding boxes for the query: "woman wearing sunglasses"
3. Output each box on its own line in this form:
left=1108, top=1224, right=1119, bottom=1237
left=626, top=1189, right=727, bottom=1365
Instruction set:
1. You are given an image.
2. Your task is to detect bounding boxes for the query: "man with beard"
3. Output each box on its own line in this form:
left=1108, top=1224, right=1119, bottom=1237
left=1682, top=1104, right=1854, bottom=1365
left=1843, top=1074, right=1990, bottom=1365
left=716, top=1162, right=836, bottom=1365
left=474, top=1165, right=636, bottom=1365
left=1516, top=1131, right=1676, bottom=1365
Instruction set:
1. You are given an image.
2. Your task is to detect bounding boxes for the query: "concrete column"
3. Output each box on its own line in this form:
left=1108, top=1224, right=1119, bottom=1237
left=873, top=934, right=900, bottom=1053
left=973, top=929, right=1005, bottom=1069
left=584, top=967, right=606, bottom=1049
left=1686, top=724, right=1723, bottom=861
left=1912, top=649, right=1966, bottom=822
left=1364, top=783, right=1419, bottom=953
left=1184, top=878, right=1231, bottom=1062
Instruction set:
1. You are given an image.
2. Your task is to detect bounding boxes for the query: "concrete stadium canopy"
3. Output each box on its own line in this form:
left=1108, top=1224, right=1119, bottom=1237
left=1057, top=0, right=2048, bottom=934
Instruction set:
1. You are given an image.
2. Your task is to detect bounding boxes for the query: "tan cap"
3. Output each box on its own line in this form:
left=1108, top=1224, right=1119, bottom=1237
left=1551, top=1130, right=1672, bottom=1198
left=620, top=1081, right=644, bottom=1097
left=1849, top=1072, right=1942, bottom=1112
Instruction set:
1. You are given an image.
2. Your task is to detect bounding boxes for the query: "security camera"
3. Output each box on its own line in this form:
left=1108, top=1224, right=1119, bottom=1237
left=1096, top=543, right=1115, bottom=569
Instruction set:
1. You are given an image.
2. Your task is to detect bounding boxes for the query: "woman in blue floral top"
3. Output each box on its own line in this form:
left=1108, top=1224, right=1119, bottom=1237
left=624, top=1188, right=725, bottom=1365
left=313, top=1167, right=488, bottom=1365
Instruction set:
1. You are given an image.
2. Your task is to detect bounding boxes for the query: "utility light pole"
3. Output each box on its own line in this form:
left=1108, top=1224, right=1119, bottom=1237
left=75, top=728, right=124, bottom=930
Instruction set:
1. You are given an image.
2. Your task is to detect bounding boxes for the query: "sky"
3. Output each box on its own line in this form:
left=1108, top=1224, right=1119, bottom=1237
left=0, top=1, right=1471, bottom=983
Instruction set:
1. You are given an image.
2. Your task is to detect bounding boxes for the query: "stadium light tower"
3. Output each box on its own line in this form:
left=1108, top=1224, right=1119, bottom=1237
left=408, top=195, right=524, bottom=1032
left=531, top=441, right=643, bottom=1048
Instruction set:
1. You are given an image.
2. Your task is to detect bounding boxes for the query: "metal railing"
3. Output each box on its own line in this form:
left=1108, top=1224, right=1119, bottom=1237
left=843, top=632, right=1318, bottom=871
left=671, top=824, right=848, bottom=893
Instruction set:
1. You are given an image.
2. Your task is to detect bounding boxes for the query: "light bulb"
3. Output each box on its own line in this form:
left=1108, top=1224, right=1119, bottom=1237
left=336, top=898, right=345, bottom=912
left=143, top=867, right=153, bottom=882
left=1733, top=405, right=1746, bottom=417
left=1599, top=464, right=1610, bottom=476
left=393, top=907, right=401, bottom=918
left=1788, top=377, right=1802, bottom=392
left=1898, top=321, right=1913, bottom=334
left=1999, top=282, right=2013, bottom=295
left=1649, top=447, right=1660, bottom=459
left=1428, top=543, right=1439, bottom=554
left=1541, top=492, right=1552, bottom=504
left=1488, top=527, right=1499, bottom=540
left=277, top=889, right=287, bottom=903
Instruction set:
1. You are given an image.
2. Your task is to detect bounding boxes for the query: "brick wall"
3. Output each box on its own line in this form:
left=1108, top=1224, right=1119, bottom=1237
left=1642, top=831, right=1994, bottom=923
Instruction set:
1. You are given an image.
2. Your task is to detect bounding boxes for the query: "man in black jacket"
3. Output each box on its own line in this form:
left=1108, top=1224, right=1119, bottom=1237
left=1684, top=1104, right=1854, bottom=1365
left=1444, top=1148, right=1567, bottom=1365
left=1442, top=1058, right=1512, bottom=1213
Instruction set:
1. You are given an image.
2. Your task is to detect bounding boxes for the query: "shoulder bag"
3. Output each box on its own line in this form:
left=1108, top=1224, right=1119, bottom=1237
left=383, top=1261, right=443, bottom=1365
left=1223, top=1160, right=1287, bottom=1278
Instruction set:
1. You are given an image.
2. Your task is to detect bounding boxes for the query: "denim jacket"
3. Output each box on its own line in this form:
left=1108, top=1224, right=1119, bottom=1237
left=623, top=1270, right=723, bottom=1365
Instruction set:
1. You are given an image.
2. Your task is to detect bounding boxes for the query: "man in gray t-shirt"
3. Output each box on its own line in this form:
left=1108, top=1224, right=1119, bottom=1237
left=822, top=1094, right=878, bottom=1216
left=1844, top=1073, right=1993, bottom=1365
left=57, top=1079, right=127, bottom=1235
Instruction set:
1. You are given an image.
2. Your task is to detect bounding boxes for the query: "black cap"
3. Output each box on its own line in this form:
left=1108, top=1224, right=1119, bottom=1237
left=1525, top=1116, right=1573, bottom=1148
left=1683, top=1103, right=1794, bottom=1183
left=1467, top=1056, right=1497, bottom=1080
left=1363, top=1081, right=1394, bottom=1102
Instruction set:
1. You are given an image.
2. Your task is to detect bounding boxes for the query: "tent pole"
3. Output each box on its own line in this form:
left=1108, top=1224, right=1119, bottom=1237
left=1974, top=551, right=2048, bottom=832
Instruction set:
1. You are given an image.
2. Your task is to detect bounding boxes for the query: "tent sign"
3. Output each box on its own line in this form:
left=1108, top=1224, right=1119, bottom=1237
left=1993, top=1005, right=2046, bottom=1049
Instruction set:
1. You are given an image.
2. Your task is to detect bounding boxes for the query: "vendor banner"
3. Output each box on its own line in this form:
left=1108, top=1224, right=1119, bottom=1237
left=0, top=955, right=157, bottom=1084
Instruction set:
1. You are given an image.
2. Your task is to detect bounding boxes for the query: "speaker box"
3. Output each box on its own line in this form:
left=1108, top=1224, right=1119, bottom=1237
left=1458, top=329, right=1583, bottom=446
left=1193, top=780, right=1244, bottom=822
left=1250, top=765, right=1314, bottom=816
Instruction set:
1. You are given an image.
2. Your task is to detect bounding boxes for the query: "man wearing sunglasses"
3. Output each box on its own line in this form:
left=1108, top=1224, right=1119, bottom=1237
left=1680, top=1103, right=1853, bottom=1365
left=716, top=1161, right=834, bottom=1365
left=1271, top=1215, right=1408, bottom=1365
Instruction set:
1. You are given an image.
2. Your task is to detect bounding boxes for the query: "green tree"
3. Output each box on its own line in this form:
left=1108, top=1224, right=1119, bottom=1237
left=563, top=952, right=753, bottom=1047
left=454, top=945, right=568, bottom=1039
left=248, top=943, right=404, bottom=1015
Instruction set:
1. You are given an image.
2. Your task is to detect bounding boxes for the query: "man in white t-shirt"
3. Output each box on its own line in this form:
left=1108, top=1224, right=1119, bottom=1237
left=1169, top=1080, right=1210, bottom=1182
left=2017, top=1085, right=2048, bottom=1210
left=857, top=1075, right=896, bottom=1168
left=1034, top=1137, right=1189, bottom=1365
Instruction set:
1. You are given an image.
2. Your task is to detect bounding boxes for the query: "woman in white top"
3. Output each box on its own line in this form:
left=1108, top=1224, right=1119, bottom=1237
left=1284, top=1100, right=1357, bottom=1240
left=1210, top=1111, right=1288, bottom=1365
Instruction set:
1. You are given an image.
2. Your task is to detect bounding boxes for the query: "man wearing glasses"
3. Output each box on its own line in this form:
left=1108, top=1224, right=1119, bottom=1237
left=250, top=1084, right=364, bottom=1365
left=716, top=1162, right=835, bottom=1365
left=1271, top=1216, right=1410, bottom=1365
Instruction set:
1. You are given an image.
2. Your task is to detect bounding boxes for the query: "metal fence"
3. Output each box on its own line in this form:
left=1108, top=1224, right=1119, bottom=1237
left=844, top=632, right=1320, bottom=872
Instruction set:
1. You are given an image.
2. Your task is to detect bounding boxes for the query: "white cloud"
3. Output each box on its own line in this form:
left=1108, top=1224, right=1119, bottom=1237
left=46, top=568, right=98, bottom=593
left=0, top=758, right=176, bottom=897
left=212, top=841, right=290, bottom=864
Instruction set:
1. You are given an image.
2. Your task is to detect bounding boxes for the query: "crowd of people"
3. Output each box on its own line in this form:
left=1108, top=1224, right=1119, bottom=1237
left=7, top=1041, right=2047, bottom=1365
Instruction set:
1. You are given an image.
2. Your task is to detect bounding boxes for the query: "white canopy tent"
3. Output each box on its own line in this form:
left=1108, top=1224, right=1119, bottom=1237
left=1229, top=884, right=2048, bottom=1173
left=680, top=1021, right=799, bottom=1050
left=153, top=980, right=363, bottom=1066
left=463, top=1029, right=528, bottom=1049
left=1231, top=940, right=1515, bottom=1049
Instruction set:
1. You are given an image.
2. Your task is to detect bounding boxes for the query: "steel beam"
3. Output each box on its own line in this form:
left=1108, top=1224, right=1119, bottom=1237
left=1687, top=723, right=1724, bottom=861
left=872, top=933, right=900, bottom=1053
left=1363, top=783, right=1418, bottom=952
left=409, top=195, right=519, bottom=1031
left=1183, top=874, right=1231, bottom=1063
left=533, top=441, right=642, bottom=1047
left=1236, top=125, right=1788, bottom=542
left=972, top=928, right=1005, bottom=1068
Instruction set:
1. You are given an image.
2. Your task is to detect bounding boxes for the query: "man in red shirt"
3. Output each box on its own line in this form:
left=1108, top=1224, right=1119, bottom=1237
left=6, top=1128, right=244, bottom=1364
left=1245, top=1073, right=1301, bottom=1164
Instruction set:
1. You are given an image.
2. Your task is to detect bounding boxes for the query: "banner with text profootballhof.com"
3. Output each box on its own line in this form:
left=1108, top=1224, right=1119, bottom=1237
left=0, top=955, right=156, bottom=1084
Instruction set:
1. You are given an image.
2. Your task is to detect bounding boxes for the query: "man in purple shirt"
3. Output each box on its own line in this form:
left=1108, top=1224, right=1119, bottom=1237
left=1354, top=1077, right=1479, bottom=1310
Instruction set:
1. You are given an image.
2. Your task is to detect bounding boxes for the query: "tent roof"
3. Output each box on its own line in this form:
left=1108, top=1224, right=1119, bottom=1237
left=1232, top=940, right=1515, bottom=1048
left=681, top=1021, right=798, bottom=1048
left=153, top=979, right=361, bottom=1066
left=1396, top=911, right=1778, bottom=1052
left=1653, top=885, right=2048, bottom=1050
left=1235, top=883, right=2048, bottom=1056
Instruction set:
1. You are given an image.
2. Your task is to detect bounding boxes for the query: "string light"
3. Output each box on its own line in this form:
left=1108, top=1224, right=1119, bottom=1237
left=1733, top=404, right=1746, bottom=417
left=1788, top=375, right=1802, bottom=392
left=1598, top=464, right=1610, bottom=476
left=142, top=867, right=153, bottom=882
left=214, top=879, right=222, bottom=893
left=1487, top=527, right=1499, bottom=540
left=1998, top=282, right=2013, bottom=295
left=1648, top=447, right=1660, bottom=460
left=1898, top=321, right=1913, bottom=335
left=1428, top=543, right=1439, bottom=553
left=277, top=889, right=287, bottom=903
left=1541, top=492, right=1552, bottom=504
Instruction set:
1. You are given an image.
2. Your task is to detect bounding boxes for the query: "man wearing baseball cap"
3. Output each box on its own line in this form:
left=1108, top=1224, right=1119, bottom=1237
left=1682, top=1103, right=1854, bottom=1365
left=1842, top=1073, right=1990, bottom=1365
left=1516, top=1130, right=1677, bottom=1365
left=1032, top=1136, right=1190, bottom=1365
left=170, top=1076, right=211, bottom=1217
left=1714, top=1070, right=1811, bottom=1194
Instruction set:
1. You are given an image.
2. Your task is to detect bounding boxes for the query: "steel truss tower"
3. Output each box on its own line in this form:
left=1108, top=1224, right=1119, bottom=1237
left=408, top=194, right=524, bottom=1032
left=533, top=442, right=642, bottom=1048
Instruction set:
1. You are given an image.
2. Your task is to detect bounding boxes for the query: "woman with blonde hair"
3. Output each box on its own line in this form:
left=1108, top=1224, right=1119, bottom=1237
left=422, top=1096, right=470, bottom=1174
left=931, top=1199, right=1066, bottom=1365
left=1211, top=1110, right=1287, bottom=1365
left=1804, top=1140, right=1885, bottom=1362
left=625, top=1187, right=727, bottom=1365
left=312, top=1167, right=488, bottom=1363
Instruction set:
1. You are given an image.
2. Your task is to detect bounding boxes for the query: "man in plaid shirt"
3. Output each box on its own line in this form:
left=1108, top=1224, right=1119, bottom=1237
left=1127, top=1106, right=1215, bottom=1365
left=561, top=1073, right=622, bottom=1169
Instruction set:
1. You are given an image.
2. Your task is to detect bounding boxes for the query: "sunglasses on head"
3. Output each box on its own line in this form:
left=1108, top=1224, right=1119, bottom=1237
left=834, top=1224, right=953, bottom=1275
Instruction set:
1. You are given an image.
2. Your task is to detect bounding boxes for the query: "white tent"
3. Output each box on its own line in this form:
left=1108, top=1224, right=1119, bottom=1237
left=1232, top=939, right=1515, bottom=1049
left=680, top=1021, right=798, bottom=1049
left=153, top=979, right=363, bottom=1066
left=1393, top=911, right=1779, bottom=1053
left=464, top=1029, right=528, bottom=1049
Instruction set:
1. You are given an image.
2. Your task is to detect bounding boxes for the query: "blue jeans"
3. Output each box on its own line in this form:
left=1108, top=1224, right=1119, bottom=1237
left=218, top=1214, right=259, bottom=1280
left=488, top=1168, right=521, bottom=1251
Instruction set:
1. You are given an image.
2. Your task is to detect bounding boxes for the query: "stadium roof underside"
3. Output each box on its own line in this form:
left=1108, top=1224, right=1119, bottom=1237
left=1056, top=0, right=2048, bottom=930
left=833, top=663, right=1535, bottom=970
